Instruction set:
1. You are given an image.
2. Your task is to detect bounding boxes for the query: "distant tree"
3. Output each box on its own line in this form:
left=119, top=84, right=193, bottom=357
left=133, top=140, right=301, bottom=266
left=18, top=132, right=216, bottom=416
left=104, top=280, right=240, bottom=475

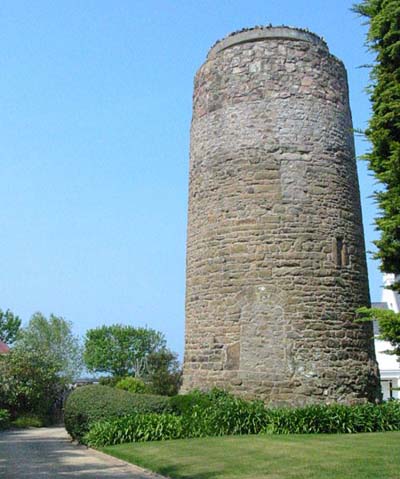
left=0, top=309, right=21, bottom=345
left=14, top=312, right=82, bottom=383
left=146, top=349, right=182, bottom=396
left=353, top=0, right=400, bottom=288
left=357, top=307, right=400, bottom=360
left=0, top=349, right=62, bottom=418
left=84, top=324, right=166, bottom=377
left=0, top=312, right=81, bottom=421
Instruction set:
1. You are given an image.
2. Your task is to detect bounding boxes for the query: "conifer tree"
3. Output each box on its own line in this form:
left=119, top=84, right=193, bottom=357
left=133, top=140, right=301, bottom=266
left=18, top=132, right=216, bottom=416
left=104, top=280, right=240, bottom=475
left=353, top=0, right=400, bottom=286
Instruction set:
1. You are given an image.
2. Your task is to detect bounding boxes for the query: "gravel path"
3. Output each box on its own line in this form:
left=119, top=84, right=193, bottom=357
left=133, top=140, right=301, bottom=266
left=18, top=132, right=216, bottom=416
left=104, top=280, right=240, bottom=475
left=0, top=426, right=166, bottom=478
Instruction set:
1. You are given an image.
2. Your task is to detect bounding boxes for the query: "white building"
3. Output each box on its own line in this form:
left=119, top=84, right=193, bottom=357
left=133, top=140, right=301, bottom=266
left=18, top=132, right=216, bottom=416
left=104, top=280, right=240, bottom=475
left=373, top=274, right=400, bottom=400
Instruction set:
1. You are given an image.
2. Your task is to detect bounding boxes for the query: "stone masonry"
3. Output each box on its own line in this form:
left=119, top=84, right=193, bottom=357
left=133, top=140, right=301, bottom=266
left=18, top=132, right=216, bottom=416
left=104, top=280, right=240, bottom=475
left=182, top=26, right=381, bottom=406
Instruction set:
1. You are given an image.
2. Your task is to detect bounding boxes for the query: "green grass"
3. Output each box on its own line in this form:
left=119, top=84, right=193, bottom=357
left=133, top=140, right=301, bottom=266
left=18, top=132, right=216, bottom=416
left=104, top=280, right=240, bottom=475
left=100, top=432, right=400, bottom=479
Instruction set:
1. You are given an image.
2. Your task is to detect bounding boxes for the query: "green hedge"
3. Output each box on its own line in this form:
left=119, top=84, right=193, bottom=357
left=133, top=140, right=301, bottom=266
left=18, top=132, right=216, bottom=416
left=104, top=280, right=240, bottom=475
left=85, top=394, right=400, bottom=447
left=64, top=384, right=171, bottom=442
left=0, top=409, right=10, bottom=430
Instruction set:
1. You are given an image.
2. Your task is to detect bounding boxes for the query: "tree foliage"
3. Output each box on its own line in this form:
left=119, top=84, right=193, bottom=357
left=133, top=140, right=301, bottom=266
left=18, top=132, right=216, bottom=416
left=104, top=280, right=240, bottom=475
left=0, top=349, right=63, bottom=418
left=84, top=324, right=166, bottom=377
left=14, top=312, right=82, bottom=383
left=146, top=349, right=182, bottom=396
left=353, top=0, right=400, bottom=283
left=357, top=306, right=400, bottom=358
left=0, top=312, right=81, bottom=420
left=0, top=308, right=21, bottom=345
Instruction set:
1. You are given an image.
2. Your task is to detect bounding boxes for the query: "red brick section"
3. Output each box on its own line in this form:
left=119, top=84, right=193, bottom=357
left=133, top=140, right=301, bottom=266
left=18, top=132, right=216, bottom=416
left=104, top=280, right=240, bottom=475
left=0, top=341, right=10, bottom=353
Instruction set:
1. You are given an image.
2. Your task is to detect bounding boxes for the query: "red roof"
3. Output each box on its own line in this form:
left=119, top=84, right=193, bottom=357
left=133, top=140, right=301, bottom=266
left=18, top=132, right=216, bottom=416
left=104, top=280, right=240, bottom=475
left=0, top=341, right=10, bottom=353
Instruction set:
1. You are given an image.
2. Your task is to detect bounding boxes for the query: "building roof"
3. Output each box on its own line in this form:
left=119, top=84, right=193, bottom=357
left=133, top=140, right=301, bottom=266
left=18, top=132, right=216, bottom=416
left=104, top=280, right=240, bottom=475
left=371, top=302, right=389, bottom=310
left=0, top=341, right=10, bottom=353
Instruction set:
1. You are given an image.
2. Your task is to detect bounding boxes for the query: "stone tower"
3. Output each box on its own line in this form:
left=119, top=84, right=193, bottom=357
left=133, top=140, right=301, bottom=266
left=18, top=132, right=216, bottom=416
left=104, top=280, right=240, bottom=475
left=182, top=26, right=381, bottom=406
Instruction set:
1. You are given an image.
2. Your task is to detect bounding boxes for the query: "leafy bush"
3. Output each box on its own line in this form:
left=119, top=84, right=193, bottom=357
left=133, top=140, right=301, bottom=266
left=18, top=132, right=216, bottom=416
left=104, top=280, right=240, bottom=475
left=0, top=349, right=64, bottom=420
left=184, top=392, right=268, bottom=437
left=85, top=392, right=269, bottom=446
left=64, top=384, right=172, bottom=442
left=145, top=350, right=182, bottom=396
left=0, top=409, right=10, bottom=430
left=85, top=390, right=400, bottom=446
left=96, top=348, right=182, bottom=397
left=116, top=377, right=150, bottom=394
left=99, top=376, right=122, bottom=388
left=265, top=401, right=400, bottom=434
left=85, top=413, right=184, bottom=446
left=169, top=389, right=216, bottom=415
left=11, top=414, right=44, bottom=428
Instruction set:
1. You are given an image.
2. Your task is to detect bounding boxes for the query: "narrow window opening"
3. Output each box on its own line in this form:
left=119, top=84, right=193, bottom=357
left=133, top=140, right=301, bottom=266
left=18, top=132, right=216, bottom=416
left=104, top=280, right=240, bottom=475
left=336, top=238, right=343, bottom=267
left=341, top=242, right=348, bottom=267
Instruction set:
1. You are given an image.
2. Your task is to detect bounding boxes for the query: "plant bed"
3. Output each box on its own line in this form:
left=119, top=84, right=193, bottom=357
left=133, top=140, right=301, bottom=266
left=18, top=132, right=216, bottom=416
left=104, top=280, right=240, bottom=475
left=84, top=390, right=400, bottom=447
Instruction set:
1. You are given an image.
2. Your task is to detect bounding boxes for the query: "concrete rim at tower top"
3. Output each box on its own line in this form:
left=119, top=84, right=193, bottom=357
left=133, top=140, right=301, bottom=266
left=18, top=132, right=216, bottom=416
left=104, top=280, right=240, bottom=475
left=207, top=26, right=329, bottom=60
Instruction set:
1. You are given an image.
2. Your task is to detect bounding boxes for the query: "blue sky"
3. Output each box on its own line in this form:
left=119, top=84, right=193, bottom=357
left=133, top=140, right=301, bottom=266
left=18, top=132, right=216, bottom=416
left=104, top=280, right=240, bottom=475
left=0, top=0, right=381, bottom=357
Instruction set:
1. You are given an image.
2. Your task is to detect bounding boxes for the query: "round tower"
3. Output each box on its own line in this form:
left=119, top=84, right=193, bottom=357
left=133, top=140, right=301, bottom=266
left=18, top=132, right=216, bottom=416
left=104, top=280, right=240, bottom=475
left=182, top=26, right=381, bottom=405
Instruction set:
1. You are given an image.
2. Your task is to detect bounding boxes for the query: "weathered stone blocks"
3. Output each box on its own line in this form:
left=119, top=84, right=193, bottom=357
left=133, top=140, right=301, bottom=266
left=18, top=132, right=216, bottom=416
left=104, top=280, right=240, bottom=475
left=182, top=26, right=381, bottom=405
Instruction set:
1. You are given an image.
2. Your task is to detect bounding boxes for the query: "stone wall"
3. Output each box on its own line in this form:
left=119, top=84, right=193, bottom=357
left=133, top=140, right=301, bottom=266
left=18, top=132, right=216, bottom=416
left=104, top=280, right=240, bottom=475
left=182, top=27, right=381, bottom=406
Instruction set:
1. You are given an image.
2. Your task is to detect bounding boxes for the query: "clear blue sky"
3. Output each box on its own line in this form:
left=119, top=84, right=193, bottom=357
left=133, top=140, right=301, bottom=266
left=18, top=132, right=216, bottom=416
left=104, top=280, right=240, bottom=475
left=0, top=0, right=382, bottom=358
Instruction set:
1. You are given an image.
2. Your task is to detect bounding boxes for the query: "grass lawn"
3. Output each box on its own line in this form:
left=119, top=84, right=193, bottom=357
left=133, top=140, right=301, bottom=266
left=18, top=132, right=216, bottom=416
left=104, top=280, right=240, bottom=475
left=100, top=431, right=400, bottom=479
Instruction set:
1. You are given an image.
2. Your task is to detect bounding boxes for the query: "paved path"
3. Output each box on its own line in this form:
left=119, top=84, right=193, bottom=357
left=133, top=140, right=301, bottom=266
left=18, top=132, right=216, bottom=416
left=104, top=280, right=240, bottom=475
left=0, top=426, right=166, bottom=479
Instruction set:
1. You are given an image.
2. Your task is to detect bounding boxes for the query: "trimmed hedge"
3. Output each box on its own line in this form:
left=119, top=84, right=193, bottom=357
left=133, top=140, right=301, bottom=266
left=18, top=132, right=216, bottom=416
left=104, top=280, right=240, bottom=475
left=85, top=393, right=400, bottom=447
left=64, top=384, right=171, bottom=442
left=0, top=409, right=10, bottom=430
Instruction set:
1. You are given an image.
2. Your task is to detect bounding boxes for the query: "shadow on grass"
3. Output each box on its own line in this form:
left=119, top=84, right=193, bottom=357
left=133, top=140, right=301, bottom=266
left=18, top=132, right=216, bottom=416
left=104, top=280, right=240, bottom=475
left=151, top=464, right=225, bottom=479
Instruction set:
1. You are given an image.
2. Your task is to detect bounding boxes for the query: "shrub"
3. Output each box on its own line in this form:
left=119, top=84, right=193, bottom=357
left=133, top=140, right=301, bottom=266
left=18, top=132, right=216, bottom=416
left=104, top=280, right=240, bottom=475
left=264, top=401, right=400, bottom=434
left=169, top=389, right=217, bottom=415
left=85, top=413, right=184, bottom=446
left=99, top=376, right=122, bottom=388
left=85, top=392, right=269, bottom=446
left=0, top=409, right=10, bottom=430
left=64, top=384, right=171, bottom=442
left=11, top=414, right=44, bottom=428
left=182, top=392, right=268, bottom=437
left=146, top=350, right=182, bottom=396
left=0, top=349, right=64, bottom=419
left=115, top=377, right=150, bottom=394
